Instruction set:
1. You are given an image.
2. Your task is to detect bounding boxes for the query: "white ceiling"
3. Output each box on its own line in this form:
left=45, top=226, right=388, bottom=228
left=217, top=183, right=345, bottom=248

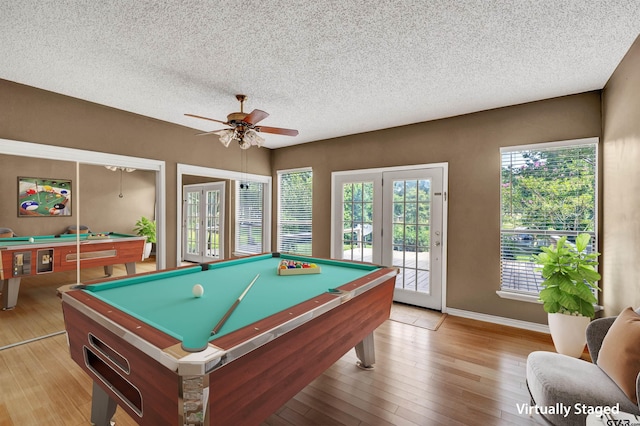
left=1, top=1, right=640, bottom=149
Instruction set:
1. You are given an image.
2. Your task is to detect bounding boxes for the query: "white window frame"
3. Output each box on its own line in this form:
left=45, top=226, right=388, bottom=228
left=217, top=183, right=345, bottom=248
left=277, top=167, right=313, bottom=255
left=496, top=137, right=599, bottom=303
left=234, top=179, right=269, bottom=256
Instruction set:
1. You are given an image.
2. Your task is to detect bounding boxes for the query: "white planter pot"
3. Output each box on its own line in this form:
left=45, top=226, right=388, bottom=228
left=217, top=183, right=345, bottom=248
left=548, top=313, right=590, bottom=358
left=143, top=242, right=152, bottom=259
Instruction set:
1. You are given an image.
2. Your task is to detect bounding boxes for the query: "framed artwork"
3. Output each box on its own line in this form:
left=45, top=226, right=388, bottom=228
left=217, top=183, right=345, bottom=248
left=18, top=177, right=72, bottom=217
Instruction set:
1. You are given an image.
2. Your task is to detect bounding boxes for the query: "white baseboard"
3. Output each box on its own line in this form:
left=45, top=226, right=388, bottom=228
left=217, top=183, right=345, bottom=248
left=445, top=308, right=550, bottom=334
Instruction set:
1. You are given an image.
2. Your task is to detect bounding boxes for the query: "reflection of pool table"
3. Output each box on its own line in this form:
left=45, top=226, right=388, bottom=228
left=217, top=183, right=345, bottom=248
left=0, top=233, right=146, bottom=310
left=60, top=253, right=397, bottom=425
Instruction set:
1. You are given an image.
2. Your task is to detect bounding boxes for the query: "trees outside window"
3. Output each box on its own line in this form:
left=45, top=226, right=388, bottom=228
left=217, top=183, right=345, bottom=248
left=500, top=141, right=597, bottom=293
left=278, top=169, right=312, bottom=255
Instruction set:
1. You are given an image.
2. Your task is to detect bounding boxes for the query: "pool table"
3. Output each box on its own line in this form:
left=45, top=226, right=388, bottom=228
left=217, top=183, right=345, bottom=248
left=0, top=233, right=146, bottom=310
left=59, top=253, right=397, bottom=426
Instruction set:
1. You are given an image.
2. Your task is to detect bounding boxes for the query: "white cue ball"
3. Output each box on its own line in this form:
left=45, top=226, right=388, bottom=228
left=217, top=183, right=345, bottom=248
left=29, top=237, right=35, bottom=243
left=192, top=284, right=204, bottom=298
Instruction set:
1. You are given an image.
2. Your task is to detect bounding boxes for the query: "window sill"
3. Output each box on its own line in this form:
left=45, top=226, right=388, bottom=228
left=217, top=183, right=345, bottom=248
left=496, top=290, right=603, bottom=312
left=496, top=290, right=542, bottom=304
left=232, top=251, right=259, bottom=258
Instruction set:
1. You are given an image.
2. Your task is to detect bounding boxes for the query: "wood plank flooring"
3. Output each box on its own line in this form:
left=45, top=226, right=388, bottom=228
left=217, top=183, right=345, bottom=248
left=0, top=264, right=557, bottom=425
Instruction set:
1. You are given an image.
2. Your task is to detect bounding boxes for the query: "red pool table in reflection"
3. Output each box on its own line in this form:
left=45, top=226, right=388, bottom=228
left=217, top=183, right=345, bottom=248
left=0, top=232, right=146, bottom=309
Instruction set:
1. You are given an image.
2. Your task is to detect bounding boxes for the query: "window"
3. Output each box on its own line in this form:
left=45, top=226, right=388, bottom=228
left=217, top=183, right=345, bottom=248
left=499, top=139, right=598, bottom=296
left=278, top=168, right=312, bottom=255
left=235, top=180, right=265, bottom=255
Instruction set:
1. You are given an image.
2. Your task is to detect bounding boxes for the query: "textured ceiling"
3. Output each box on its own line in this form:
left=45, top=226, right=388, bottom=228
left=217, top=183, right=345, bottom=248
left=1, top=1, right=640, bottom=149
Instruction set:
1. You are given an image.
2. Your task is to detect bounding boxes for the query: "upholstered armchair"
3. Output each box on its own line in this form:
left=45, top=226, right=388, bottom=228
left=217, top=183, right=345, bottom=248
left=526, top=308, right=640, bottom=425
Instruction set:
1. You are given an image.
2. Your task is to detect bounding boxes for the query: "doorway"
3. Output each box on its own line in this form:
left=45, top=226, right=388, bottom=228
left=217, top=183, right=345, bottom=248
left=176, top=164, right=272, bottom=267
left=182, top=182, right=225, bottom=263
left=332, top=164, right=447, bottom=310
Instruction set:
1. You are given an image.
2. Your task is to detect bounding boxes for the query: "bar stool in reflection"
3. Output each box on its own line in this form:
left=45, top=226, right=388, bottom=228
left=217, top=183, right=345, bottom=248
left=65, top=225, right=92, bottom=234
left=0, top=228, right=15, bottom=238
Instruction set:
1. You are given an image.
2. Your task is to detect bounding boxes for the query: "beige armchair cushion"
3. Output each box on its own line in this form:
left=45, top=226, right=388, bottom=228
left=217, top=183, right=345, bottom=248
left=597, top=307, right=640, bottom=402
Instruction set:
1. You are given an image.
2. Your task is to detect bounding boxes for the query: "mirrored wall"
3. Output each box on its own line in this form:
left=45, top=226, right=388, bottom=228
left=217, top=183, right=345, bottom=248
left=0, top=138, right=165, bottom=349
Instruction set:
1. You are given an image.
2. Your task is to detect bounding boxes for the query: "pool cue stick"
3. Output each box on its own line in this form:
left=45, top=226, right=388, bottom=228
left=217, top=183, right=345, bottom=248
left=211, top=273, right=260, bottom=335
left=35, top=180, right=42, bottom=204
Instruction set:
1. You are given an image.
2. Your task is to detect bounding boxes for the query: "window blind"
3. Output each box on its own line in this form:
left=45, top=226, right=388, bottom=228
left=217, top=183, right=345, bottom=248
left=278, top=169, right=312, bottom=255
left=235, top=181, right=264, bottom=254
left=500, top=142, right=597, bottom=294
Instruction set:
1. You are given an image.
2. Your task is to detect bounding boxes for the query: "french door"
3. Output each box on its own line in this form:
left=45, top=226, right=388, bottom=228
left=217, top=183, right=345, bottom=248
left=382, top=169, right=443, bottom=309
left=183, top=182, right=225, bottom=263
left=333, top=166, right=445, bottom=310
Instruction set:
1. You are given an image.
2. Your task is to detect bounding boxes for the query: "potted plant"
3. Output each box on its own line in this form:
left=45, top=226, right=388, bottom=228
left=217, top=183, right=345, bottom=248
left=134, top=216, right=156, bottom=259
left=532, top=233, right=601, bottom=358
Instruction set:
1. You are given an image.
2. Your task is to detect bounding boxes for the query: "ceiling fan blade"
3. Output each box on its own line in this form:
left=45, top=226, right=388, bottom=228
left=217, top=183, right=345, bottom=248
left=243, top=109, right=269, bottom=125
left=184, top=113, right=229, bottom=125
left=256, top=126, right=299, bottom=136
left=196, top=129, right=228, bottom=136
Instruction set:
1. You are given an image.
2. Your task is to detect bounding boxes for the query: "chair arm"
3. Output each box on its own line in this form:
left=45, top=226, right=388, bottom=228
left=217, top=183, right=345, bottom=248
left=586, top=316, right=617, bottom=364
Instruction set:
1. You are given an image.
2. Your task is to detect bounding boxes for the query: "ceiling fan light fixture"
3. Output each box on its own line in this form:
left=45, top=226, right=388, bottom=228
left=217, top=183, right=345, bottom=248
left=104, top=166, right=136, bottom=172
left=244, top=130, right=265, bottom=147
left=216, top=129, right=235, bottom=147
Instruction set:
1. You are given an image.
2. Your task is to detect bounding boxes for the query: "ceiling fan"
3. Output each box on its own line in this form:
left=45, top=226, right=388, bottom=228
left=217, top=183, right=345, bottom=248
left=185, top=94, right=299, bottom=149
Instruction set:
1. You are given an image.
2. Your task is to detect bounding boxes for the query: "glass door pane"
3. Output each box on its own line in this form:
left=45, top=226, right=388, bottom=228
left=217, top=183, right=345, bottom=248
left=332, top=172, right=382, bottom=265
left=205, top=189, right=220, bottom=259
left=184, top=189, right=200, bottom=262
left=391, top=179, right=431, bottom=294
left=341, top=181, right=375, bottom=263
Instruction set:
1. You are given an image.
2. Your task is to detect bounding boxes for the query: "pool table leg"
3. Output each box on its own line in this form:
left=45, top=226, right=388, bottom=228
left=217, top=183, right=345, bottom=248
left=90, top=381, right=117, bottom=426
left=354, top=332, right=376, bottom=370
left=124, top=262, right=136, bottom=275
left=102, top=262, right=136, bottom=277
left=1, top=278, right=20, bottom=310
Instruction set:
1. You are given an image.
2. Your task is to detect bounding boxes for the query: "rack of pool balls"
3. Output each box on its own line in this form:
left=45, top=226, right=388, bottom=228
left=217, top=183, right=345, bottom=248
left=86, top=233, right=111, bottom=240
left=277, top=259, right=321, bottom=275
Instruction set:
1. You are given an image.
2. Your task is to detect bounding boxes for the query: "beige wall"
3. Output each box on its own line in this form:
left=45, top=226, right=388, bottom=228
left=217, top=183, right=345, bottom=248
left=2, top=61, right=631, bottom=324
left=0, top=79, right=271, bottom=265
left=0, top=156, right=155, bottom=236
left=272, top=92, right=602, bottom=324
left=602, top=36, right=640, bottom=316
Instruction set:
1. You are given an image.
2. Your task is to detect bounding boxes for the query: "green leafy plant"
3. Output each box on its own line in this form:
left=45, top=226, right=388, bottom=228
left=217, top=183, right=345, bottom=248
left=133, top=216, right=156, bottom=244
left=532, top=234, right=601, bottom=318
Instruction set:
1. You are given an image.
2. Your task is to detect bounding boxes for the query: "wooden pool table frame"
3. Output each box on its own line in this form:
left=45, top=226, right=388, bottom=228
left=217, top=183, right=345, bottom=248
left=60, top=255, right=397, bottom=426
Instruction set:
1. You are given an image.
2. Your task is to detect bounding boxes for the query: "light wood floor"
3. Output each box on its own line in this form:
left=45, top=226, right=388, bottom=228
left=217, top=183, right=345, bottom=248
left=0, top=264, right=556, bottom=425
left=0, top=259, right=158, bottom=349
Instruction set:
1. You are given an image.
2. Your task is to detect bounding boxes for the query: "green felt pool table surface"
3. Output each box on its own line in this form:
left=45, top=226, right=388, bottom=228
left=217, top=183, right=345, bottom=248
left=83, top=253, right=381, bottom=350
left=0, top=232, right=136, bottom=247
